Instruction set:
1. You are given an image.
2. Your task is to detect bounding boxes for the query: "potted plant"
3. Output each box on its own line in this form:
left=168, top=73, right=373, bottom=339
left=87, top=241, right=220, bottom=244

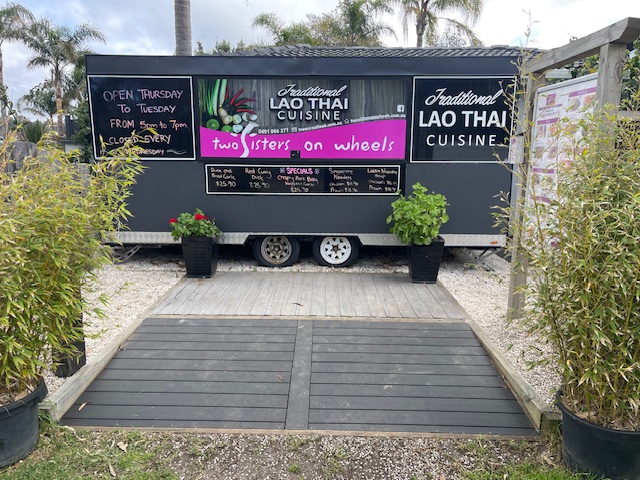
left=0, top=129, right=143, bottom=468
left=387, top=182, right=449, bottom=283
left=169, top=209, right=222, bottom=278
left=504, top=97, right=640, bottom=479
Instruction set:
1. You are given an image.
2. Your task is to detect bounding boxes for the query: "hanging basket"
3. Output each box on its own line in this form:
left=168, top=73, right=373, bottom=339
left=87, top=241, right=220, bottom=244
left=181, top=236, right=219, bottom=278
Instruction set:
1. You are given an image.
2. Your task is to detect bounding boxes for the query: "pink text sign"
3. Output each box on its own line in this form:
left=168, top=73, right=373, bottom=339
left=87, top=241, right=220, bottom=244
left=200, top=119, right=406, bottom=159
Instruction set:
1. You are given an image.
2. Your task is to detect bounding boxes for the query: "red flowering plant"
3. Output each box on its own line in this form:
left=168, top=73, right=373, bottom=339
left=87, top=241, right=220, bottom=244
left=169, top=209, right=221, bottom=240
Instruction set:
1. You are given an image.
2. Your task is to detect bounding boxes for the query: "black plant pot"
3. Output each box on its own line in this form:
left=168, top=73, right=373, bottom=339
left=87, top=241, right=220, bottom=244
left=0, top=380, right=48, bottom=468
left=557, top=395, right=640, bottom=480
left=409, top=236, right=445, bottom=284
left=53, top=312, right=86, bottom=378
left=181, top=236, right=219, bottom=278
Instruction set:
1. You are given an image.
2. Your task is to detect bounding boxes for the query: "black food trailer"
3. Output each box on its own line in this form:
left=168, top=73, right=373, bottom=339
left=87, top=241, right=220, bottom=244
left=85, top=45, right=519, bottom=266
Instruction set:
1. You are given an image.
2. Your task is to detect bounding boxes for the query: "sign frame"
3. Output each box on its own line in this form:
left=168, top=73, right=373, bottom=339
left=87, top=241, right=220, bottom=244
left=87, top=74, right=197, bottom=161
left=204, top=163, right=401, bottom=196
left=410, top=75, right=515, bottom=163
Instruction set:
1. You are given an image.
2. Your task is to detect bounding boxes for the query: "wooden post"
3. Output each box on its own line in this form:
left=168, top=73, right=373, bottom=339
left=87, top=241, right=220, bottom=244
left=596, top=42, right=627, bottom=108
left=507, top=74, right=545, bottom=320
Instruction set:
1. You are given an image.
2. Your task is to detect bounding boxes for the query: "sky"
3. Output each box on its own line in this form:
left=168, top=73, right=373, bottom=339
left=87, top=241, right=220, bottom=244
left=3, top=0, right=640, bottom=108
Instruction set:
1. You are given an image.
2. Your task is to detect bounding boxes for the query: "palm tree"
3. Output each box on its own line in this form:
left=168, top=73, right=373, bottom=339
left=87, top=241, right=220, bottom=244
left=252, top=12, right=318, bottom=46
left=24, top=19, right=105, bottom=138
left=0, top=3, right=34, bottom=117
left=253, top=0, right=396, bottom=47
left=174, top=0, right=192, bottom=55
left=334, top=0, right=397, bottom=46
left=391, top=0, right=483, bottom=48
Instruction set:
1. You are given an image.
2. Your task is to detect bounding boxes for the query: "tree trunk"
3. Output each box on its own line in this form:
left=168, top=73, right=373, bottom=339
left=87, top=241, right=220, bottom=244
left=174, top=0, right=192, bottom=56
left=416, top=20, right=425, bottom=48
left=55, top=72, right=64, bottom=140
left=0, top=47, right=7, bottom=138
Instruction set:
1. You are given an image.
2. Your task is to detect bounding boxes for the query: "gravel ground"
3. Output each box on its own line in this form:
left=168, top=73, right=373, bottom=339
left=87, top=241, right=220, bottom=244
left=157, top=432, right=553, bottom=479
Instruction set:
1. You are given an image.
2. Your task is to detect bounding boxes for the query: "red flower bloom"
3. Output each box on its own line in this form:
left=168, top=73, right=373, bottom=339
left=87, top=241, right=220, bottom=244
left=194, top=213, right=205, bottom=221
left=169, top=218, right=177, bottom=224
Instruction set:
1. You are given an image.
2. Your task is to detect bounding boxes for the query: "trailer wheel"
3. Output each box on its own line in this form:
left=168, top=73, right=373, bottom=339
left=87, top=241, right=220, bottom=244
left=253, top=236, right=300, bottom=267
left=312, top=236, right=359, bottom=267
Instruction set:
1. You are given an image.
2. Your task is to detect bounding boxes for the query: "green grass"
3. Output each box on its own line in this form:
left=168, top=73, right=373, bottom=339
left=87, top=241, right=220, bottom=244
left=1, top=422, right=600, bottom=480
left=466, top=463, right=603, bottom=480
left=1, top=425, right=178, bottom=480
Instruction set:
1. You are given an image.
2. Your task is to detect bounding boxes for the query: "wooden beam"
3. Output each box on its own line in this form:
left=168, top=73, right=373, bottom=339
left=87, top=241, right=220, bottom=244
left=525, top=17, right=640, bottom=73
left=617, top=111, right=640, bottom=120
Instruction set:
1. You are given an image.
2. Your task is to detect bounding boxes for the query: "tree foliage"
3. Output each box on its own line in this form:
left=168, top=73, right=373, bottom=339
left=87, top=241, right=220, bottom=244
left=252, top=0, right=397, bottom=47
left=23, top=19, right=104, bottom=138
left=390, top=0, right=483, bottom=47
left=0, top=2, right=34, bottom=114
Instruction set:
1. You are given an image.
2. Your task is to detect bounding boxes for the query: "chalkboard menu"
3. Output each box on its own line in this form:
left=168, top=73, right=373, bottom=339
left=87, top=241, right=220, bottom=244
left=88, top=75, right=196, bottom=160
left=205, top=164, right=400, bottom=195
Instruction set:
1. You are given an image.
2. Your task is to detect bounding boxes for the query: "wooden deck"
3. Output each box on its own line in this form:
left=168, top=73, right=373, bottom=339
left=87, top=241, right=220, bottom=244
left=63, top=316, right=535, bottom=435
left=152, top=271, right=466, bottom=319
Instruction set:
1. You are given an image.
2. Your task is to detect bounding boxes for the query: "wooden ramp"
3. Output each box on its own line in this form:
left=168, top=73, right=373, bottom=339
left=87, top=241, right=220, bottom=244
left=152, top=271, right=466, bottom=319
left=63, top=317, right=535, bottom=435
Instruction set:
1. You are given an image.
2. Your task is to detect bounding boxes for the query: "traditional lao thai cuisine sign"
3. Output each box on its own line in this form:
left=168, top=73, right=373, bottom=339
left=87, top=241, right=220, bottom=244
left=411, top=76, right=514, bottom=162
left=88, top=75, right=196, bottom=160
left=198, top=78, right=408, bottom=160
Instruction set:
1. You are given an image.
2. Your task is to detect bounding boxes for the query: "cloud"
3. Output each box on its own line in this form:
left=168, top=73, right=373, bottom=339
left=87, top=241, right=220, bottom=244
left=2, top=0, right=639, bottom=111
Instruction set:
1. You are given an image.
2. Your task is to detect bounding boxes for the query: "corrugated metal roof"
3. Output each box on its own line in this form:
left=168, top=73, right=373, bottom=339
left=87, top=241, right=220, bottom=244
left=227, top=44, right=528, bottom=58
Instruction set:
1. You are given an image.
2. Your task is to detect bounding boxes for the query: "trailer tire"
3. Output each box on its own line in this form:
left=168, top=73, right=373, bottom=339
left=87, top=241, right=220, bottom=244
left=312, top=236, right=359, bottom=267
left=253, top=236, right=300, bottom=267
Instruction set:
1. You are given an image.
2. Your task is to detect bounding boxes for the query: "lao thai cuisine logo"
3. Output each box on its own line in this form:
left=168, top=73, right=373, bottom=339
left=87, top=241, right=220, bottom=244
left=411, top=77, right=514, bottom=162
left=269, top=83, right=348, bottom=122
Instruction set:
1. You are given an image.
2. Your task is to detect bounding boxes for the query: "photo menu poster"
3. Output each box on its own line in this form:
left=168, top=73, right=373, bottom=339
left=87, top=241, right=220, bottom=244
left=88, top=75, right=196, bottom=160
left=197, top=78, right=409, bottom=160
left=530, top=73, right=598, bottom=204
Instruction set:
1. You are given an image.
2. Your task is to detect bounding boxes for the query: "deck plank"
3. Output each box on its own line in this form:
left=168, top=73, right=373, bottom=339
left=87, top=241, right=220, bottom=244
left=153, top=272, right=467, bottom=319
left=62, top=310, right=534, bottom=435
left=206, top=272, right=245, bottom=315
left=310, top=384, right=515, bottom=400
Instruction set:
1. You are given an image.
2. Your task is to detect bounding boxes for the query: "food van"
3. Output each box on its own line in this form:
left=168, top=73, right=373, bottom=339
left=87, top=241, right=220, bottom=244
left=85, top=45, right=519, bottom=266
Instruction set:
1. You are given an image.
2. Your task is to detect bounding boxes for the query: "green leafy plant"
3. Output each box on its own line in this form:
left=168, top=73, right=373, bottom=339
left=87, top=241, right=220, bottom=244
left=0, top=126, right=144, bottom=403
left=498, top=90, right=640, bottom=430
left=169, top=209, right=221, bottom=240
left=18, top=119, right=49, bottom=143
left=387, top=182, right=449, bottom=245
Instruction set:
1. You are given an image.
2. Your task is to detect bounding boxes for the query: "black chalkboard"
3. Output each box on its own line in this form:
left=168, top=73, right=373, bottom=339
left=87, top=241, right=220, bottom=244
left=88, top=75, right=195, bottom=160
left=205, top=164, right=400, bottom=195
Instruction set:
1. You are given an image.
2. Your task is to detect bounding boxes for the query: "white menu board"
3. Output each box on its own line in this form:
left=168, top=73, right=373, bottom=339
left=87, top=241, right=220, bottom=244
left=530, top=73, right=598, bottom=204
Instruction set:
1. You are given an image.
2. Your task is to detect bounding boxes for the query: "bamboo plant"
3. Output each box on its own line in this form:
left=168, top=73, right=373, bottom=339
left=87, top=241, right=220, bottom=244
left=0, top=125, right=144, bottom=404
left=499, top=89, right=640, bottom=431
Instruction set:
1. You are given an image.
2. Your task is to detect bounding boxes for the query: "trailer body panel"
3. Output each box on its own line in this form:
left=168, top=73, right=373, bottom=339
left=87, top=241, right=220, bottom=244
left=86, top=47, right=520, bottom=249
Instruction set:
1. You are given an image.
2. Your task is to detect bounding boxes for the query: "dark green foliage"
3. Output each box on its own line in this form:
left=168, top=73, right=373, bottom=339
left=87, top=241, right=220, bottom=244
left=387, top=182, right=449, bottom=245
